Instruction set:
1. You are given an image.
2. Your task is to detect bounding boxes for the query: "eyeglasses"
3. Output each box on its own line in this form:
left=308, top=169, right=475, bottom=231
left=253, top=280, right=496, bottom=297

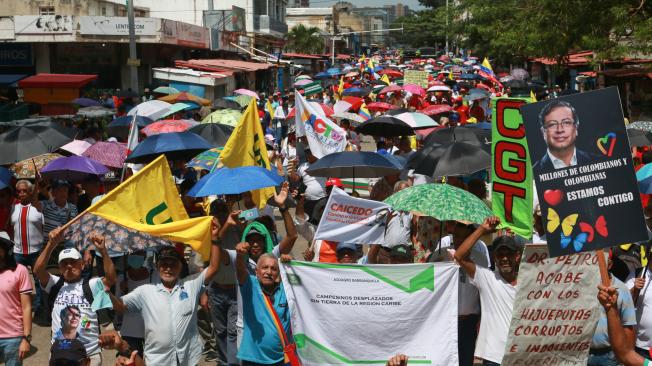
left=543, top=119, right=575, bottom=130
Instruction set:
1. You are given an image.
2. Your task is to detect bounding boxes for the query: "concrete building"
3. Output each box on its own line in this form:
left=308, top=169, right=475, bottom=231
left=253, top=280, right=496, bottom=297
left=286, top=7, right=334, bottom=34
left=288, top=0, right=309, bottom=7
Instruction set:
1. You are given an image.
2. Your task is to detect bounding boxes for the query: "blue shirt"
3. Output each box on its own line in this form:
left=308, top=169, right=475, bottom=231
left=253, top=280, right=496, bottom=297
left=591, top=276, right=636, bottom=348
left=238, top=274, right=291, bottom=364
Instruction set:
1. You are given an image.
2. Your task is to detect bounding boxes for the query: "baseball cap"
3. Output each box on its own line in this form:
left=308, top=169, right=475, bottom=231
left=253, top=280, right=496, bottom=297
left=336, top=242, right=357, bottom=253
left=325, top=178, right=344, bottom=188
left=157, top=246, right=184, bottom=262
left=492, top=236, right=520, bottom=252
left=389, top=244, right=412, bottom=259
left=58, top=248, right=82, bottom=263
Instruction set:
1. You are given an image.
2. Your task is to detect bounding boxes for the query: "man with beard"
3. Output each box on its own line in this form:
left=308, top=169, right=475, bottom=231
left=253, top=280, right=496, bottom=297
left=454, top=217, right=520, bottom=366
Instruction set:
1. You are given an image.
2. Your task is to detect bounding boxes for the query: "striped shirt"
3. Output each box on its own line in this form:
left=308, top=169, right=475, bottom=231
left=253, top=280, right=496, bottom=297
left=41, top=200, right=77, bottom=239
left=11, top=203, right=44, bottom=255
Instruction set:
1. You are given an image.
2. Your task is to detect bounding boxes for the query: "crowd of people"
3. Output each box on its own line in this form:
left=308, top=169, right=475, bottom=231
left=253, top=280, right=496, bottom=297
left=0, top=50, right=649, bottom=366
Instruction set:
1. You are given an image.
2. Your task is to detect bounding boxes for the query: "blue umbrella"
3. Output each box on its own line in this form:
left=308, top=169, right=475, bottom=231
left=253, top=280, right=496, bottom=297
left=342, top=87, right=370, bottom=97
left=460, top=73, right=481, bottom=80
left=41, top=155, right=109, bottom=181
left=125, top=131, right=211, bottom=164
left=327, top=67, right=343, bottom=76
left=305, top=151, right=402, bottom=178
left=637, top=163, right=652, bottom=194
left=187, top=166, right=284, bottom=197
left=72, top=97, right=101, bottom=107
left=314, top=72, right=331, bottom=79
left=0, top=167, right=14, bottom=190
left=373, top=66, right=384, bottom=72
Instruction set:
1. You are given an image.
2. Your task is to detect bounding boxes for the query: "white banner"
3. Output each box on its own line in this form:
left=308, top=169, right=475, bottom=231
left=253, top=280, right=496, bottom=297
left=79, top=17, right=159, bottom=36
left=314, top=187, right=390, bottom=244
left=295, top=91, right=346, bottom=158
left=281, top=261, right=458, bottom=366
left=502, top=245, right=601, bottom=366
left=15, top=15, right=73, bottom=34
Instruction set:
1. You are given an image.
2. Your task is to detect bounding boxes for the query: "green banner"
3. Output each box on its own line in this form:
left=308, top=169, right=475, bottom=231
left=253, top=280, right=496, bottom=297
left=491, top=98, right=533, bottom=239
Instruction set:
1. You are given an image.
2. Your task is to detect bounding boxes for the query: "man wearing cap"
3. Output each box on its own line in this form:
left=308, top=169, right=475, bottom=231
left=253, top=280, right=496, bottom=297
left=34, top=228, right=116, bottom=366
left=454, top=217, right=520, bottom=366
left=41, top=180, right=78, bottom=244
left=109, top=219, right=224, bottom=366
left=335, top=242, right=367, bottom=264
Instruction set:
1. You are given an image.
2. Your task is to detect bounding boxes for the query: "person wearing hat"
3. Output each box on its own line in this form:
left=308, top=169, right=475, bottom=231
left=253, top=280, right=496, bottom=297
left=454, top=216, right=520, bottom=366
left=34, top=228, right=116, bottom=366
left=335, top=242, right=363, bottom=264
left=108, top=218, right=225, bottom=366
left=0, top=232, right=33, bottom=366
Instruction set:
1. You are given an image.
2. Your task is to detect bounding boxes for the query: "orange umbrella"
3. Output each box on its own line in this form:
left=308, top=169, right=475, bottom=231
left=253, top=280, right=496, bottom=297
left=158, top=92, right=211, bottom=106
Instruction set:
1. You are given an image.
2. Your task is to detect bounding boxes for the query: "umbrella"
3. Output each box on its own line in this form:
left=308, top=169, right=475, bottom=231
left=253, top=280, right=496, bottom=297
left=421, top=104, right=453, bottom=116
left=305, top=151, right=401, bottom=178
left=187, top=166, right=284, bottom=197
left=371, top=79, right=389, bottom=86
left=214, top=98, right=242, bottom=110
left=294, top=79, right=313, bottom=87
left=313, top=72, right=331, bottom=80
left=11, top=153, right=64, bottom=179
left=128, top=100, right=172, bottom=121
left=59, top=140, right=92, bottom=156
left=407, top=141, right=491, bottom=178
left=334, top=100, right=353, bottom=115
left=511, top=68, right=529, bottom=80
left=459, top=73, right=481, bottom=80
left=385, top=108, right=411, bottom=116
left=106, top=115, right=153, bottom=139
left=125, top=131, right=212, bottom=164
left=342, top=96, right=363, bottom=110
left=627, top=129, right=652, bottom=147
left=72, top=98, right=101, bottom=107
left=287, top=103, right=334, bottom=119
left=82, top=141, right=129, bottom=169
left=355, top=116, right=414, bottom=137
left=159, top=102, right=197, bottom=119
left=342, top=87, right=370, bottom=97
left=153, top=86, right=180, bottom=95
left=158, top=92, right=211, bottom=106
left=331, top=112, right=366, bottom=123
left=636, top=163, right=652, bottom=194
left=231, top=94, right=253, bottom=107
left=627, top=121, right=652, bottom=132
left=384, top=183, right=493, bottom=224
left=0, top=122, right=76, bottom=164
left=393, top=112, right=438, bottom=129
left=142, top=119, right=199, bottom=136
left=233, top=89, right=259, bottom=99
left=366, top=102, right=398, bottom=113
left=186, top=147, right=224, bottom=171
left=77, top=106, right=114, bottom=118
left=188, top=123, right=234, bottom=147
left=424, top=126, right=491, bottom=147
left=41, top=156, right=109, bottom=181
left=427, top=85, right=452, bottom=92
left=378, top=69, right=402, bottom=78
left=326, top=67, right=343, bottom=76
left=203, top=109, right=242, bottom=127
left=295, top=75, right=312, bottom=81
left=345, top=71, right=359, bottom=78
left=379, top=85, right=403, bottom=94
left=0, top=167, right=13, bottom=190
left=464, top=88, right=491, bottom=101
left=403, top=84, right=425, bottom=97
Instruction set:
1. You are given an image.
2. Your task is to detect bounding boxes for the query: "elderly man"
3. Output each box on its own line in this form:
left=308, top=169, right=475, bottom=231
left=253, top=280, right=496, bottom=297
left=34, top=228, right=115, bottom=366
left=109, top=220, right=222, bottom=366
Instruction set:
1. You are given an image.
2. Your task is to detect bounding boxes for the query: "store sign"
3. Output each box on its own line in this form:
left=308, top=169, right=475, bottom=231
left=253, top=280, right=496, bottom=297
left=0, top=43, right=32, bottom=66
left=0, top=17, right=15, bottom=40
left=176, top=22, right=208, bottom=48
left=79, top=16, right=159, bottom=36
left=15, top=15, right=73, bottom=34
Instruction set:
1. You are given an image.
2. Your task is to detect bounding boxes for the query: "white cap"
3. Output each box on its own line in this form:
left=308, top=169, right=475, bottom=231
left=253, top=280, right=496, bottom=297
left=58, top=248, right=82, bottom=263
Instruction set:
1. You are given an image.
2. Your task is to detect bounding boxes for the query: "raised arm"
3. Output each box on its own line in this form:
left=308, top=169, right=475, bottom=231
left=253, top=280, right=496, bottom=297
left=204, top=217, right=223, bottom=284
left=88, top=232, right=116, bottom=289
left=598, top=285, right=646, bottom=366
left=235, top=242, right=251, bottom=285
left=453, top=217, right=499, bottom=279
left=276, top=182, right=298, bottom=254
left=34, top=227, right=64, bottom=287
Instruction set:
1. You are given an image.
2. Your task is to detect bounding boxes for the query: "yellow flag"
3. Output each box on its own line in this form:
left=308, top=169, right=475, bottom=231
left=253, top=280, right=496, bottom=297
left=338, top=76, right=344, bottom=97
left=86, top=155, right=213, bottom=259
left=265, top=100, right=275, bottom=120
left=381, top=74, right=390, bottom=85
left=448, top=71, right=453, bottom=81
left=220, top=99, right=275, bottom=209
left=530, top=90, right=537, bottom=102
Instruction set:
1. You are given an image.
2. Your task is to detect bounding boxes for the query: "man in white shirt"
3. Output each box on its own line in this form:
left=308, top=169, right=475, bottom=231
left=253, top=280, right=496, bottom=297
left=291, top=148, right=326, bottom=219
left=454, top=217, right=520, bottom=366
left=627, top=262, right=652, bottom=358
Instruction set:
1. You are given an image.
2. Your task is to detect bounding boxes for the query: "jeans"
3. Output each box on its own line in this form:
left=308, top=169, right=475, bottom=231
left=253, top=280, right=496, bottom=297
left=587, top=350, right=619, bottom=366
left=208, top=285, right=239, bottom=366
left=0, top=337, right=23, bottom=366
left=14, top=251, right=42, bottom=315
left=458, top=314, right=479, bottom=366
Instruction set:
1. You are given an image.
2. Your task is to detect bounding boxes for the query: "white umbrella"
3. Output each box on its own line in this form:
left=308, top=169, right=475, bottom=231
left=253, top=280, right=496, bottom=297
left=128, top=100, right=172, bottom=121
left=332, top=112, right=366, bottom=123
left=427, top=85, right=452, bottom=92
left=333, top=100, right=353, bottom=115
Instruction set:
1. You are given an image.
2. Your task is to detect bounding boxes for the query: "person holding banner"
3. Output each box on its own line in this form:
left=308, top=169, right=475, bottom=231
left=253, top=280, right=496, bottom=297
left=454, top=217, right=519, bottom=366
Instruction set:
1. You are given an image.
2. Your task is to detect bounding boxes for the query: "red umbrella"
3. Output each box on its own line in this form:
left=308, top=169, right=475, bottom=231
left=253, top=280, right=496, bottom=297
left=366, top=102, right=398, bottom=112
left=287, top=103, right=334, bottom=119
left=421, top=104, right=453, bottom=116
left=342, top=96, right=363, bottom=110
left=378, top=69, right=403, bottom=78
left=379, top=85, right=403, bottom=95
left=142, top=119, right=198, bottom=136
left=403, top=83, right=426, bottom=97
left=82, top=141, right=128, bottom=169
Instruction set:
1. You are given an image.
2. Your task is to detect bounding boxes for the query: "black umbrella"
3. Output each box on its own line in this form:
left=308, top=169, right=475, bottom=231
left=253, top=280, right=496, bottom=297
left=355, top=116, right=414, bottom=137
left=214, top=98, right=241, bottom=110
left=385, top=108, right=411, bottom=116
left=306, top=151, right=401, bottom=178
left=370, top=79, right=389, bottom=86
left=424, top=126, right=491, bottom=148
left=188, top=123, right=234, bottom=147
left=0, top=122, right=77, bottom=164
left=408, top=141, right=491, bottom=178
left=627, top=129, right=652, bottom=147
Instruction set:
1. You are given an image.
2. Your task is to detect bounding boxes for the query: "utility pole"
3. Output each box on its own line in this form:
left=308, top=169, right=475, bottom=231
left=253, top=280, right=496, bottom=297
left=445, top=0, right=449, bottom=56
left=127, top=0, right=139, bottom=93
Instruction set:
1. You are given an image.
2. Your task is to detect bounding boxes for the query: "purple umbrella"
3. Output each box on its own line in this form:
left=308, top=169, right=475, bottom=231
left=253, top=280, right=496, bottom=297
left=72, top=98, right=101, bottom=107
left=82, top=141, right=128, bottom=169
left=41, top=156, right=109, bottom=181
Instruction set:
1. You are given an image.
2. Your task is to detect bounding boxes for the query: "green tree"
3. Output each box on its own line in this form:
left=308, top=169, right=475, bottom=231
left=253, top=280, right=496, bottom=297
left=285, top=24, right=325, bottom=54
left=390, top=8, right=447, bottom=48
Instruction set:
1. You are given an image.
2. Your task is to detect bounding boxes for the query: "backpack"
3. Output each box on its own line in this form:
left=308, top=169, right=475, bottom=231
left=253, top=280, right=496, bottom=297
left=46, top=277, right=107, bottom=331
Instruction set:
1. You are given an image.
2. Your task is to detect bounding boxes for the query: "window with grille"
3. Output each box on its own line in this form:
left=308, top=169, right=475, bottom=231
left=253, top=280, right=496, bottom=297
left=39, top=6, right=55, bottom=15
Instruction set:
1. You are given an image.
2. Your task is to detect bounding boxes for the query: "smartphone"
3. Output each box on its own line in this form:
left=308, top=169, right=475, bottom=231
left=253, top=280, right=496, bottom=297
left=238, top=208, right=260, bottom=222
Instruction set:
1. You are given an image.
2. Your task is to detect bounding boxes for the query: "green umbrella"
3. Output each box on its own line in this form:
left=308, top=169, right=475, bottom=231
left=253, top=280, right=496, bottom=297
left=153, top=86, right=180, bottom=95
left=234, top=94, right=253, bottom=107
left=159, top=102, right=193, bottom=118
left=384, top=183, right=493, bottom=224
left=202, top=109, right=243, bottom=127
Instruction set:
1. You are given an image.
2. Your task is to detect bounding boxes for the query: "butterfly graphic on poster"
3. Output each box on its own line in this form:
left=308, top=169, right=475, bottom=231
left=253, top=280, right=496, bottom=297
left=546, top=208, right=578, bottom=236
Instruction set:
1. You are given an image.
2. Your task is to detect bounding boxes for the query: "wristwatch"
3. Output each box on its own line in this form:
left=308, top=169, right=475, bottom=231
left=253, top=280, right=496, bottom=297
left=23, top=335, right=31, bottom=343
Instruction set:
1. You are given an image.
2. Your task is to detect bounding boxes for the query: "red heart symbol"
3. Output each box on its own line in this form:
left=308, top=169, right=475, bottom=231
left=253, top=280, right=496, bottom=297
left=579, top=222, right=595, bottom=242
left=595, top=215, right=608, bottom=237
left=543, top=189, right=564, bottom=206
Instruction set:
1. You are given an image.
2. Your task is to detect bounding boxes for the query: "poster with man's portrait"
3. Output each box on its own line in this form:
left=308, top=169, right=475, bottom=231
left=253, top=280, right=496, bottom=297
left=521, top=87, right=647, bottom=257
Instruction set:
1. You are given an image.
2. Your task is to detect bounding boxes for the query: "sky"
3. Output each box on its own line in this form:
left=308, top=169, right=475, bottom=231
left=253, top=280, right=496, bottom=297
left=309, top=0, right=425, bottom=10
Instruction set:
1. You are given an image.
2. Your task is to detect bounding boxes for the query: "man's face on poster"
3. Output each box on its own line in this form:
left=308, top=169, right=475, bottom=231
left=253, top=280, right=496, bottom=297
left=63, top=306, right=80, bottom=334
left=541, top=106, right=578, bottom=153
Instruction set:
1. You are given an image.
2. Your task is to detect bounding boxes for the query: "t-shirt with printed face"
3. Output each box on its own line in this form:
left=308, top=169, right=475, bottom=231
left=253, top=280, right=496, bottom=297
left=44, top=274, right=103, bottom=356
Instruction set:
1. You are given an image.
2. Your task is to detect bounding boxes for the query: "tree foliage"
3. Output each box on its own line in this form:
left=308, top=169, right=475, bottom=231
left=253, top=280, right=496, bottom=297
left=285, top=24, right=325, bottom=54
left=390, top=8, right=447, bottom=49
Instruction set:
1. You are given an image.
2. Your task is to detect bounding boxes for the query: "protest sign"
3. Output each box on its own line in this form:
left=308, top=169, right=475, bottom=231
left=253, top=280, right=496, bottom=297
left=281, top=261, right=458, bottom=366
left=492, top=98, right=533, bottom=239
left=521, top=87, right=647, bottom=257
left=295, top=91, right=346, bottom=158
left=502, top=245, right=601, bottom=366
left=314, top=186, right=390, bottom=244
left=403, top=70, right=429, bottom=88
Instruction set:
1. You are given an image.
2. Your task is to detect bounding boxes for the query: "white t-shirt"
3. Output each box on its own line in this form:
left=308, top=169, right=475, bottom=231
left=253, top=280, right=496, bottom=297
left=408, top=170, right=434, bottom=186
left=627, top=270, right=652, bottom=349
left=44, top=275, right=103, bottom=356
left=384, top=212, right=412, bottom=248
left=297, top=162, right=327, bottom=201
left=429, top=235, right=490, bottom=315
left=11, top=203, right=44, bottom=255
left=471, top=266, right=516, bottom=364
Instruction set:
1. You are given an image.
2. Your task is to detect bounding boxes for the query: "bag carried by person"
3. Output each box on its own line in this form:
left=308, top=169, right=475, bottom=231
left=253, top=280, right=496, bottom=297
left=262, top=293, right=302, bottom=366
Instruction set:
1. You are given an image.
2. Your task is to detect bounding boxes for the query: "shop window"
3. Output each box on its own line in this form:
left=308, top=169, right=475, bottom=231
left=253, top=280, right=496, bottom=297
left=39, top=6, right=55, bottom=15
left=101, top=6, right=107, bottom=16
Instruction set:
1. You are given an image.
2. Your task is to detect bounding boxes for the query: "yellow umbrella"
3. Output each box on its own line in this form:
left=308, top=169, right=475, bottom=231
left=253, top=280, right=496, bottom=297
left=158, top=92, right=211, bottom=106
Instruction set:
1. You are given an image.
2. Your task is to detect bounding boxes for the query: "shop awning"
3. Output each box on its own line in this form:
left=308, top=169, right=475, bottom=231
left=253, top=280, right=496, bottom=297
left=0, top=74, right=28, bottom=86
left=18, top=74, right=98, bottom=88
left=283, top=52, right=322, bottom=60
left=175, top=59, right=273, bottom=73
